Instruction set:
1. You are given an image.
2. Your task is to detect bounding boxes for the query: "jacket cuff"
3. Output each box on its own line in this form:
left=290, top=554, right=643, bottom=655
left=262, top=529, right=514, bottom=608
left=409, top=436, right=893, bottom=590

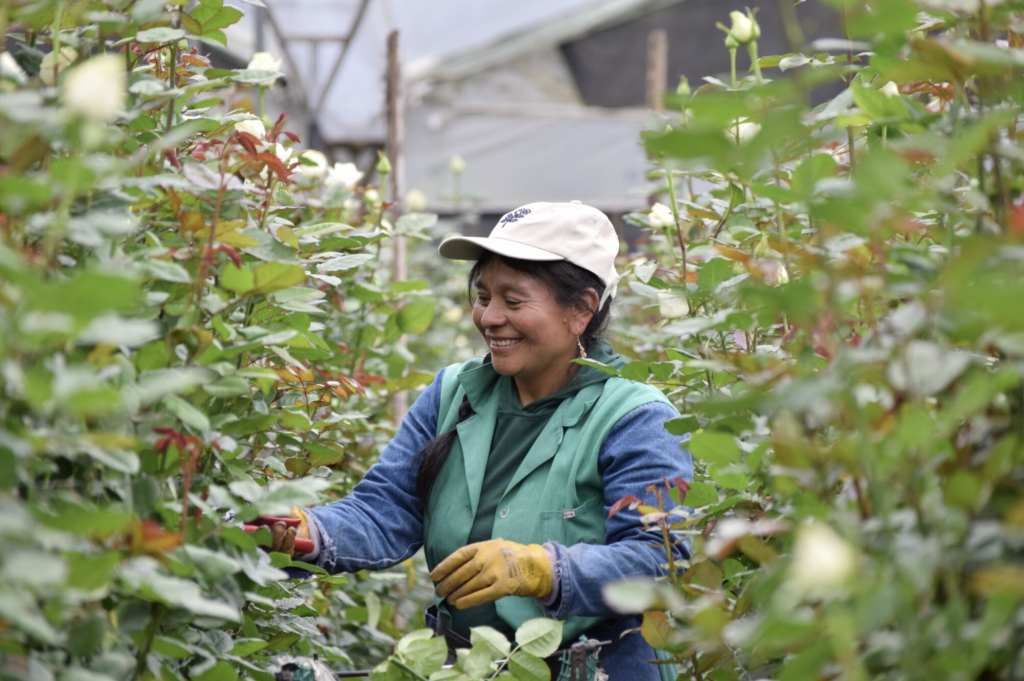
left=537, top=542, right=571, bottom=617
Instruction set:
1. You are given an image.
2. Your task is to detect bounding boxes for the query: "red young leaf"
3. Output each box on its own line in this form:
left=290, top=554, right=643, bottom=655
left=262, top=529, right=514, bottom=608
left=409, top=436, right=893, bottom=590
left=608, top=495, right=642, bottom=519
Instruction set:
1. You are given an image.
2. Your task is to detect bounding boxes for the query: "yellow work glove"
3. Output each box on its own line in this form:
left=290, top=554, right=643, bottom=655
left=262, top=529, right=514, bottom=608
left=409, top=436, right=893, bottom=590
left=431, top=539, right=553, bottom=609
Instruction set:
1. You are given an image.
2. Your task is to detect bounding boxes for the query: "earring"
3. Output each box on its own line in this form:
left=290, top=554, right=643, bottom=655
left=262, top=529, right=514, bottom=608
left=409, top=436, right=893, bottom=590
left=576, top=336, right=587, bottom=360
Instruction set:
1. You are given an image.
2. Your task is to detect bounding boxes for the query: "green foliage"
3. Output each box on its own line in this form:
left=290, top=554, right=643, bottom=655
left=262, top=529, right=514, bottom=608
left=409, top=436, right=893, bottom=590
left=0, top=1, right=439, bottom=678
left=603, top=2, right=1024, bottom=680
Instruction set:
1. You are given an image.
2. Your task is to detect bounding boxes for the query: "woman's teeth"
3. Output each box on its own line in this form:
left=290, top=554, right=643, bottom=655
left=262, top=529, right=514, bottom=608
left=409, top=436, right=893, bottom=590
left=490, top=339, right=521, bottom=347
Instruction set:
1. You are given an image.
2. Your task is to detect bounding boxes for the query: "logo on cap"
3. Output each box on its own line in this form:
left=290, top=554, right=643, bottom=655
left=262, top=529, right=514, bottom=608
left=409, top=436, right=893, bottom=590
left=499, top=208, right=531, bottom=226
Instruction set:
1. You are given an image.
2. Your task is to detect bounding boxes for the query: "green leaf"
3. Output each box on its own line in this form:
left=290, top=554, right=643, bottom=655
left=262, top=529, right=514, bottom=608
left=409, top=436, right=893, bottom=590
left=193, top=661, right=238, bottom=681
left=470, top=626, right=511, bottom=658
left=253, top=262, right=307, bottom=293
left=508, top=651, right=550, bottom=681
left=680, top=481, right=718, bottom=508
left=65, top=552, right=121, bottom=592
left=135, top=27, right=186, bottom=43
left=143, top=259, right=193, bottom=284
left=396, top=300, right=435, bottom=334
left=665, top=416, right=699, bottom=435
left=697, top=259, right=733, bottom=291
left=264, top=632, right=300, bottom=654
left=688, top=432, right=741, bottom=464
left=220, top=263, right=254, bottom=294
left=163, top=394, right=211, bottom=433
left=119, top=558, right=240, bottom=621
left=219, top=415, right=278, bottom=437
left=392, top=280, right=427, bottom=293
left=620, top=361, right=650, bottom=382
left=708, top=465, right=748, bottom=491
left=36, top=501, right=131, bottom=536
left=230, top=640, right=268, bottom=657
left=316, top=253, right=374, bottom=273
left=514, top=618, right=562, bottom=658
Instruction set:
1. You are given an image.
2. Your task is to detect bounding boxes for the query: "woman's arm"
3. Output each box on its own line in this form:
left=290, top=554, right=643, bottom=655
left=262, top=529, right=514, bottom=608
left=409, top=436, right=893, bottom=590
left=543, top=400, right=693, bottom=619
left=301, top=368, right=445, bottom=574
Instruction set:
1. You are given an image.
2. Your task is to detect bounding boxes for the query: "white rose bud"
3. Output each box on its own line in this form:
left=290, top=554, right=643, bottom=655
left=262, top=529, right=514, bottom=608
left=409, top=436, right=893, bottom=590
left=246, top=51, right=283, bottom=83
left=274, top=143, right=293, bottom=164
left=658, top=291, right=690, bottom=319
left=1, top=52, right=27, bottom=85
left=442, top=307, right=463, bottom=324
left=62, top=55, right=126, bottom=123
left=298, top=149, right=328, bottom=179
left=324, top=162, right=363, bottom=189
left=788, top=522, right=855, bottom=594
left=734, top=119, right=761, bottom=144
left=729, top=11, right=755, bottom=45
left=449, top=155, right=465, bottom=174
left=234, top=118, right=266, bottom=138
left=363, top=188, right=380, bottom=205
left=648, top=202, right=676, bottom=229
left=774, top=263, right=790, bottom=286
left=40, top=46, right=77, bottom=86
left=405, top=188, right=428, bottom=212
left=880, top=81, right=900, bottom=98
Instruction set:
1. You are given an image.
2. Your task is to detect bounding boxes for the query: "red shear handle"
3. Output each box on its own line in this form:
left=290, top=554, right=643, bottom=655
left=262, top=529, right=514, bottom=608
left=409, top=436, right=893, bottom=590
left=243, top=522, right=315, bottom=555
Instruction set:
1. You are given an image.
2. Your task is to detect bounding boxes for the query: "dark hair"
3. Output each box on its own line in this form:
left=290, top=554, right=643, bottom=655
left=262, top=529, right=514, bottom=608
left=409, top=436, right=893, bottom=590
left=413, top=252, right=611, bottom=509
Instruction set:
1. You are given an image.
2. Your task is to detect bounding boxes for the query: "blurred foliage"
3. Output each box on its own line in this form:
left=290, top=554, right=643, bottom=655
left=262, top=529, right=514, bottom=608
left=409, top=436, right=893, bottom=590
left=4, top=1, right=1024, bottom=681
left=595, top=1, right=1024, bottom=680
left=0, top=0, right=443, bottom=678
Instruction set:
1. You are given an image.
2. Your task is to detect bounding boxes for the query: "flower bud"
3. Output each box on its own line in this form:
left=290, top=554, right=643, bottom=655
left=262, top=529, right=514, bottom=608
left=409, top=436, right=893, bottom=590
left=40, top=46, right=77, bottom=86
left=246, top=51, right=283, bottom=83
left=298, top=149, right=327, bottom=179
left=324, top=162, right=363, bottom=189
left=648, top=202, right=676, bottom=229
left=880, top=81, right=900, bottom=98
left=676, top=76, right=691, bottom=99
left=788, top=522, right=855, bottom=594
left=753, top=231, right=771, bottom=258
left=658, top=291, right=690, bottom=319
left=1, top=52, right=27, bottom=85
left=724, top=30, right=739, bottom=50
left=376, top=150, right=392, bottom=177
left=449, top=155, right=465, bottom=174
left=63, top=55, right=125, bottom=123
left=405, top=188, right=428, bottom=212
left=729, top=11, right=755, bottom=45
left=234, top=118, right=266, bottom=138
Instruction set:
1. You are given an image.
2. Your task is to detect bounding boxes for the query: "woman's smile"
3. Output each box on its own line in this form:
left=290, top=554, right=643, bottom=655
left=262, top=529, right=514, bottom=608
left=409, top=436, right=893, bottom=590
left=472, top=258, right=589, bottom=405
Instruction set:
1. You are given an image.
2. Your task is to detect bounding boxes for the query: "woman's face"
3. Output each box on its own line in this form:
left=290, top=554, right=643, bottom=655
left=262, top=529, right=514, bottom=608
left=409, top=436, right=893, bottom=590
left=472, top=258, right=589, bottom=400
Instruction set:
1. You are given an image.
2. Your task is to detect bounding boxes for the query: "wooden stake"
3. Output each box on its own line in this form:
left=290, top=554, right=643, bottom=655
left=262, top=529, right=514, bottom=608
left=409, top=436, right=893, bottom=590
left=646, top=29, right=668, bottom=113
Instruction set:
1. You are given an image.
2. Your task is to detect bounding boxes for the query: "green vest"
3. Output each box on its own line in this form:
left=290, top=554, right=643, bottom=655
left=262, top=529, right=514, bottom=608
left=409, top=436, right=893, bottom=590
left=423, top=358, right=673, bottom=644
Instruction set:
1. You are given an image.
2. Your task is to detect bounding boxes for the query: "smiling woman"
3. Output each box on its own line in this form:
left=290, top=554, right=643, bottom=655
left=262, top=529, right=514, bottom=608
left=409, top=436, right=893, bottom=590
left=261, top=202, right=693, bottom=680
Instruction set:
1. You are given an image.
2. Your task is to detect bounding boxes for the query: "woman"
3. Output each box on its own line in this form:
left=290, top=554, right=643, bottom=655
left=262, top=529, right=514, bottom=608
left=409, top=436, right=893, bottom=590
left=268, top=201, right=693, bottom=680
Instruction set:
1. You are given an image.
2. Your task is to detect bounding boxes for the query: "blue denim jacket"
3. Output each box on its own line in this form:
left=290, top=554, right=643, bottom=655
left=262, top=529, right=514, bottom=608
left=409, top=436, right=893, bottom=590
left=304, top=368, right=693, bottom=679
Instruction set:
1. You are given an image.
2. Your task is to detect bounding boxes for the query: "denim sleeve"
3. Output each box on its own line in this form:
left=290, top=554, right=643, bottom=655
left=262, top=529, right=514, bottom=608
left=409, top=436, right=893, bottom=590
left=302, top=368, right=444, bottom=574
left=544, top=401, right=693, bottom=620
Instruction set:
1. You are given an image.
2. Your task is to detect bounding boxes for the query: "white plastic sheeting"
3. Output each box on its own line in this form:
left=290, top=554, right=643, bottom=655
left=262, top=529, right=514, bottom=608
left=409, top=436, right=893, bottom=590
left=245, top=0, right=682, bottom=211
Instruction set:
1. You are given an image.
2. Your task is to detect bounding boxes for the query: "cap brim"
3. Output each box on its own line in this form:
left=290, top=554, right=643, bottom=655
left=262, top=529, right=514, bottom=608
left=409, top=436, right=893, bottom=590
left=438, top=236, right=565, bottom=263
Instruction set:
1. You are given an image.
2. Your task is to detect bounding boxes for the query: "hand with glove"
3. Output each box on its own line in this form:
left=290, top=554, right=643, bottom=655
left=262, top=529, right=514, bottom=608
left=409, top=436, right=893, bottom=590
left=244, top=508, right=315, bottom=557
left=431, top=538, right=552, bottom=609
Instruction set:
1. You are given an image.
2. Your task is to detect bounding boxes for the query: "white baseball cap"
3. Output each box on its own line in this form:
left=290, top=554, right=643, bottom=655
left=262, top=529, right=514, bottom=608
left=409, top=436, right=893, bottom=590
left=438, top=201, right=620, bottom=291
